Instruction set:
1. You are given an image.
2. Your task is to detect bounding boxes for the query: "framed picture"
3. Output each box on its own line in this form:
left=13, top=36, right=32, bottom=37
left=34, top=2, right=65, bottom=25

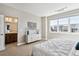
left=27, top=22, right=37, bottom=30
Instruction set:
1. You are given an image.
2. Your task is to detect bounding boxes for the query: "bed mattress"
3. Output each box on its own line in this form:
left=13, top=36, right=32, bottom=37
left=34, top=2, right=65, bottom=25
left=32, top=39, right=79, bottom=56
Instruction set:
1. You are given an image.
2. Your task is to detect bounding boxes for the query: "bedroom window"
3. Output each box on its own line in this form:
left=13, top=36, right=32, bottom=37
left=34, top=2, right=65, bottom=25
left=70, top=16, right=79, bottom=32
left=49, top=20, right=58, bottom=32
left=59, top=18, right=68, bottom=32
left=49, top=16, right=79, bottom=33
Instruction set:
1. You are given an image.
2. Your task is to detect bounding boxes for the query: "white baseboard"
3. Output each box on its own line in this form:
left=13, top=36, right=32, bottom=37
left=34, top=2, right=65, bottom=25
left=17, top=42, right=26, bottom=46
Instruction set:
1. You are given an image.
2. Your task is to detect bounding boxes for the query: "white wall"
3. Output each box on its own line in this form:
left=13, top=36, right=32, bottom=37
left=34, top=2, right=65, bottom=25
left=41, top=17, right=46, bottom=39
left=41, top=17, right=48, bottom=40
left=10, top=22, right=17, bottom=33
left=0, top=4, right=41, bottom=45
left=47, top=8, right=79, bottom=40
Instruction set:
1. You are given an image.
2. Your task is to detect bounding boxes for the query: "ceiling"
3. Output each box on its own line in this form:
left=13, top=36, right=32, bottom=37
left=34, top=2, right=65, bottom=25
left=3, top=3, right=79, bottom=17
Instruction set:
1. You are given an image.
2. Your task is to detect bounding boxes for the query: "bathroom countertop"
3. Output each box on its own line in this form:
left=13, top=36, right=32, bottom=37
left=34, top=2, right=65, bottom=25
left=5, top=32, right=17, bottom=34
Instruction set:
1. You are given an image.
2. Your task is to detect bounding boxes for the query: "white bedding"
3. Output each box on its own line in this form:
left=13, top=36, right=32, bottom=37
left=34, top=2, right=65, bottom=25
left=32, top=39, right=79, bottom=56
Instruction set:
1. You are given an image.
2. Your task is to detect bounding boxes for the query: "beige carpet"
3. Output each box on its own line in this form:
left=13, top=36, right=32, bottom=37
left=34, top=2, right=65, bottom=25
left=0, top=40, right=45, bottom=56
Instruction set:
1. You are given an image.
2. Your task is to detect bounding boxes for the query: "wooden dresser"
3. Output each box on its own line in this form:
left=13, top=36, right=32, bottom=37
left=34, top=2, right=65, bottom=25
left=5, top=33, right=17, bottom=44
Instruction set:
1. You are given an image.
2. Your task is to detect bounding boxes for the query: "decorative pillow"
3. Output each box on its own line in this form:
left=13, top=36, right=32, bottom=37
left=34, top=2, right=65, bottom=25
left=75, top=42, right=79, bottom=50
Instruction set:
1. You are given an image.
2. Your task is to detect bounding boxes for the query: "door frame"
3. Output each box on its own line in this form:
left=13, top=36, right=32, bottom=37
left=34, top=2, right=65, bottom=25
left=4, top=16, right=18, bottom=46
left=0, top=15, right=5, bottom=51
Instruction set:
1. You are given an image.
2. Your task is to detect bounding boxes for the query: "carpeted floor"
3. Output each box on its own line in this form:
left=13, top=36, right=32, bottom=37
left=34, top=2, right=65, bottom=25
left=0, top=40, right=45, bottom=56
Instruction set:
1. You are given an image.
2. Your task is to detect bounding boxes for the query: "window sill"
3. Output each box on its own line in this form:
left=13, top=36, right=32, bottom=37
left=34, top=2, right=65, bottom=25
left=49, top=31, right=79, bottom=34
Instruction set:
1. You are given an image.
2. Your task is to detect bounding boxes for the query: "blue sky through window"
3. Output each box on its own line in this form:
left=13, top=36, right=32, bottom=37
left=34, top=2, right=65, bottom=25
left=59, top=18, right=68, bottom=25
left=50, top=16, right=79, bottom=26
left=70, top=16, right=79, bottom=24
left=50, top=20, right=58, bottom=26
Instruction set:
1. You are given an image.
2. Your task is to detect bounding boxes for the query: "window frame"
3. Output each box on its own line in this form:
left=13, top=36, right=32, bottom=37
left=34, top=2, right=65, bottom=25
left=49, top=19, right=58, bottom=33
left=49, top=16, right=79, bottom=34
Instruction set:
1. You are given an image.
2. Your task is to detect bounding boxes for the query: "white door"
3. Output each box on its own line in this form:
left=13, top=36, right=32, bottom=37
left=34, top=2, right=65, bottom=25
left=0, top=15, right=5, bottom=51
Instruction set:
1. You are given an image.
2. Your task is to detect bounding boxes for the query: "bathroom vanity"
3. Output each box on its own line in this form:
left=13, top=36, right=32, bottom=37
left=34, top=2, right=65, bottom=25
left=5, top=33, right=17, bottom=44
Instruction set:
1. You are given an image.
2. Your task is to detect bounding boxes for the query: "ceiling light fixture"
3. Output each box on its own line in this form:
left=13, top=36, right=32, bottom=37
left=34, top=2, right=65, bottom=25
left=55, top=6, right=67, bottom=12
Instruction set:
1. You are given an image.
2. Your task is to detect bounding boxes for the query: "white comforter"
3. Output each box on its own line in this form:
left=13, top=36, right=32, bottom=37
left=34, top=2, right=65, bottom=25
left=32, top=39, right=79, bottom=56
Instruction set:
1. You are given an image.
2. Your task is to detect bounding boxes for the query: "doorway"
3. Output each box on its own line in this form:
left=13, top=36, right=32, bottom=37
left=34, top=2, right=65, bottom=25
left=4, top=16, right=18, bottom=47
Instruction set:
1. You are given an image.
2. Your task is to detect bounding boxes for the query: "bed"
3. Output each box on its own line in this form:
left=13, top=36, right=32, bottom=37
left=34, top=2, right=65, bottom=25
left=32, top=39, right=79, bottom=56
